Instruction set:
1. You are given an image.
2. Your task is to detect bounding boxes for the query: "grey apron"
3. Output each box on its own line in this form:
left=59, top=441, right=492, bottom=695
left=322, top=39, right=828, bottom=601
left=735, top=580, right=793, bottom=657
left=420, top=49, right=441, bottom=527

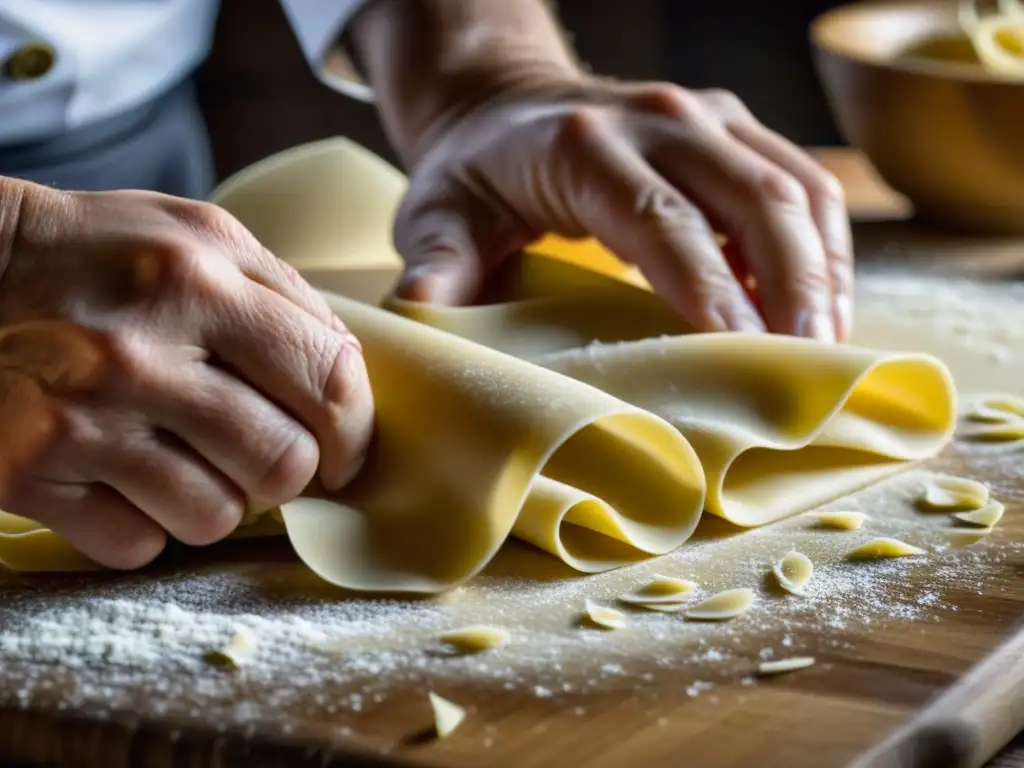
left=0, top=78, right=215, bottom=199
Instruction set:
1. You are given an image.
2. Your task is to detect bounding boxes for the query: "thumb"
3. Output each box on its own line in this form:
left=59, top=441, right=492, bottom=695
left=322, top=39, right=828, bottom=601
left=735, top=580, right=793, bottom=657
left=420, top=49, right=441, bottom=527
left=393, top=197, right=484, bottom=306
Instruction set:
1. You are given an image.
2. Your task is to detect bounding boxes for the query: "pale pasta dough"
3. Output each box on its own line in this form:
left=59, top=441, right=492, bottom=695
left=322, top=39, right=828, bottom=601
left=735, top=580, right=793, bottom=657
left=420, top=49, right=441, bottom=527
left=952, top=500, right=1005, bottom=528
left=960, top=422, right=1024, bottom=442
left=757, top=657, right=816, bottom=676
left=965, top=395, right=1024, bottom=423
left=619, top=576, right=698, bottom=605
left=773, top=551, right=814, bottom=594
left=846, top=537, right=926, bottom=560
left=0, top=138, right=958, bottom=594
left=438, top=626, right=511, bottom=653
left=205, top=627, right=258, bottom=670
left=809, top=511, right=869, bottom=531
left=583, top=600, right=627, bottom=630
left=685, top=588, right=754, bottom=621
left=428, top=692, right=466, bottom=739
left=917, top=476, right=990, bottom=511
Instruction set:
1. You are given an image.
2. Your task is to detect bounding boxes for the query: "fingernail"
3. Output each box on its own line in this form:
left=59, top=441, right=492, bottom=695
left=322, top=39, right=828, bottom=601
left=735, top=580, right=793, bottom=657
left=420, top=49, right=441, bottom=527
left=796, top=308, right=836, bottom=344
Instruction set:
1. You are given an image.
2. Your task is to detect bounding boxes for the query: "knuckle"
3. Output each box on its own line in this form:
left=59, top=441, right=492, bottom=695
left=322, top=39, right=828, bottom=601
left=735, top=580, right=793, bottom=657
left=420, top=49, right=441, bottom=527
left=749, top=168, right=809, bottom=211
left=634, top=186, right=708, bottom=233
left=254, top=430, right=319, bottom=507
left=171, top=198, right=240, bottom=242
left=813, top=170, right=846, bottom=206
left=98, top=328, right=150, bottom=384
left=317, top=334, right=369, bottom=407
left=699, top=88, right=747, bottom=118
left=632, top=83, right=705, bottom=122
left=148, top=240, right=210, bottom=295
left=785, top=268, right=834, bottom=306
left=556, top=105, right=611, bottom=145
left=49, top=401, right=102, bottom=451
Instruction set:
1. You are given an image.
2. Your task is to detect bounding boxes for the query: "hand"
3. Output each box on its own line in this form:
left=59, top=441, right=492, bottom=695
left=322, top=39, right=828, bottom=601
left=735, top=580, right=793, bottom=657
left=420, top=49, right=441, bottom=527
left=391, top=78, right=852, bottom=343
left=0, top=179, right=374, bottom=569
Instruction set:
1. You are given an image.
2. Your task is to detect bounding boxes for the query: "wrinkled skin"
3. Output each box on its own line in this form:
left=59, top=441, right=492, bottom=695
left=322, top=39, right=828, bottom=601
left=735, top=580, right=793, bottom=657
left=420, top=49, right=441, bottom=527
left=393, top=80, right=853, bottom=343
left=0, top=182, right=374, bottom=568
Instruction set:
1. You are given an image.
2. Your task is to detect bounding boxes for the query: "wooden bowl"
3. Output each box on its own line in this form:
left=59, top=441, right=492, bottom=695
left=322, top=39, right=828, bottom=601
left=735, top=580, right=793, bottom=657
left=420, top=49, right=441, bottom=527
left=811, top=0, right=1024, bottom=234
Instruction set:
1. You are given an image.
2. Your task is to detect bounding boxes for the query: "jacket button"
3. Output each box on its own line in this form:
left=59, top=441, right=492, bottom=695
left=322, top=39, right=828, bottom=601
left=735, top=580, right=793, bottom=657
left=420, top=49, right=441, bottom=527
left=3, top=42, right=57, bottom=81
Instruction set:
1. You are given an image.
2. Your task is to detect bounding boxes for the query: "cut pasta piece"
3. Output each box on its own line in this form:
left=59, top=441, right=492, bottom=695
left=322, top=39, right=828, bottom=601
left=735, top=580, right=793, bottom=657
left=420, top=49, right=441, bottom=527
left=952, top=500, right=1005, bottom=528
left=846, top=537, right=926, bottom=561
left=619, top=575, right=698, bottom=605
left=960, top=422, right=1024, bottom=442
left=685, top=588, right=754, bottom=621
left=917, top=476, right=989, bottom=511
left=757, top=657, right=816, bottom=676
left=965, top=394, right=1024, bottom=423
left=809, top=510, right=868, bottom=531
left=636, top=602, right=691, bottom=614
left=438, top=625, right=511, bottom=653
left=773, top=551, right=814, bottom=594
left=428, top=692, right=466, bottom=739
left=584, top=599, right=627, bottom=629
left=205, top=626, right=258, bottom=669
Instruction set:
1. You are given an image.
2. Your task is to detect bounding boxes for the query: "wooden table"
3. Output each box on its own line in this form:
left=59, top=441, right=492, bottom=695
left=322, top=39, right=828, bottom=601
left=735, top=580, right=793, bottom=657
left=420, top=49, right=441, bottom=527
left=815, top=148, right=1024, bottom=768
left=3, top=149, right=1024, bottom=768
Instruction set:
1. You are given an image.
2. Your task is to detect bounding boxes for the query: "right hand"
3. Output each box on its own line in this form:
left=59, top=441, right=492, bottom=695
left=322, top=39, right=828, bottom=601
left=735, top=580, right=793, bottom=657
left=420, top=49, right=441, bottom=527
left=0, top=178, right=375, bottom=569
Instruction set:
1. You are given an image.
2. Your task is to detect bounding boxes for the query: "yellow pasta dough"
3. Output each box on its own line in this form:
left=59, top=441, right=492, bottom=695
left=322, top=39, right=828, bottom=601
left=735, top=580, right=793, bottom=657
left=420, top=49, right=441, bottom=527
left=685, top=588, right=755, bottom=621
left=757, top=657, right=816, bottom=676
left=438, top=625, right=511, bottom=653
left=846, top=537, right=926, bottom=560
left=583, top=600, right=628, bottom=630
left=952, top=500, right=1005, bottom=528
left=619, top=576, right=698, bottom=605
left=917, top=476, right=990, bottom=511
left=0, top=138, right=959, bottom=595
left=773, top=551, right=814, bottom=595
left=428, top=692, right=466, bottom=739
left=205, top=627, right=259, bottom=670
left=809, top=511, right=869, bottom=531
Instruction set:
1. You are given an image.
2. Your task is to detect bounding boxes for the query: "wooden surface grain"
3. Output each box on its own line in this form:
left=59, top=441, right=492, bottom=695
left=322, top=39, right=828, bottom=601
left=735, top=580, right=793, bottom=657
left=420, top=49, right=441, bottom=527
left=3, top=150, right=1024, bottom=768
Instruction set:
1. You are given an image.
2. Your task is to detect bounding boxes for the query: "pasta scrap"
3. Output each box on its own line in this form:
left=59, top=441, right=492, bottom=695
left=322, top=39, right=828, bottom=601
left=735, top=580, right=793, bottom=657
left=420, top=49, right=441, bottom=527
left=584, top=599, right=627, bottom=629
left=428, top=692, right=466, bottom=739
left=757, top=657, right=816, bottom=676
left=205, top=626, right=258, bottom=670
left=438, top=625, right=511, bottom=653
left=685, top=588, right=754, bottom=621
left=917, top=476, right=989, bottom=511
left=846, top=537, right=926, bottom=561
left=952, top=500, right=1005, bottom=528
left=773, top=551, right=814, bottom=595
left=810, top=510, right=868, bottom=531
left=619, top=575, right=698, bottom=605
left=965, top=395, right=1024, bottom=423
left=960, top=422, right=1024, bottom=442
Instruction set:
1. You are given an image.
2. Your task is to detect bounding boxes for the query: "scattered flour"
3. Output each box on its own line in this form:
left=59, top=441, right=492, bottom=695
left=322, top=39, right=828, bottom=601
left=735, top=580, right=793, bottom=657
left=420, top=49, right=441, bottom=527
left=0, top=270, right=1023, bottom=750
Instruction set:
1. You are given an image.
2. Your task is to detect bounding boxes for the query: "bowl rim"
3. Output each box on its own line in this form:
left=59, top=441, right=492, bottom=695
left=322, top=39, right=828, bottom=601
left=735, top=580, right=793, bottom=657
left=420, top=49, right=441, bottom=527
left=810, top=0, right=1024, bottom=86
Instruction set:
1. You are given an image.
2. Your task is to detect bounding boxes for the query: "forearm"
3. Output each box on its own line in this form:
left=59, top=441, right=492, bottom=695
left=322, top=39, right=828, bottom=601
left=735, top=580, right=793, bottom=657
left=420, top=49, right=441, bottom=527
left=346, top=0, right=582, bottom=167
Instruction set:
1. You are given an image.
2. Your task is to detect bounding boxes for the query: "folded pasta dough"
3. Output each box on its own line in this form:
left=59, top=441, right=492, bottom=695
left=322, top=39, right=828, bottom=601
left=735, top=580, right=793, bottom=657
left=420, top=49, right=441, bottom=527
left=390, top=253, right=957, bottom=527
left=0, top=289, right=708, bottom=592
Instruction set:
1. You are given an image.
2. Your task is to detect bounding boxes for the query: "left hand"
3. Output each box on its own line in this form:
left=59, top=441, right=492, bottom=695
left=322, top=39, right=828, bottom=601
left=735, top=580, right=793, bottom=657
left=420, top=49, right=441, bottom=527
left=391, top=78, right=852, bottom=343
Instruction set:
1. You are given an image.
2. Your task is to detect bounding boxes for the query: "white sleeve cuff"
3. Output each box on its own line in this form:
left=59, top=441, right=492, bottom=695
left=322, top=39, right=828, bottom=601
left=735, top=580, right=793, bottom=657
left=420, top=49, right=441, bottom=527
left=278, top=0, right=375, bottom=102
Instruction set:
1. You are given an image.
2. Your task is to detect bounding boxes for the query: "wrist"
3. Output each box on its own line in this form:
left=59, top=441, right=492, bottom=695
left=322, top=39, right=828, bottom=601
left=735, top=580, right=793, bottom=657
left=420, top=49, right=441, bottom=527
left=347, top=0, right=584, bottom=167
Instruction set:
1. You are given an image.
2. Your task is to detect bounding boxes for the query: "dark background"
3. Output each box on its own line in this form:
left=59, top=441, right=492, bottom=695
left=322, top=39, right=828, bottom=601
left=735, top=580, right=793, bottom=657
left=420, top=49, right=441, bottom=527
left=196, top=0, right=846, bottom=183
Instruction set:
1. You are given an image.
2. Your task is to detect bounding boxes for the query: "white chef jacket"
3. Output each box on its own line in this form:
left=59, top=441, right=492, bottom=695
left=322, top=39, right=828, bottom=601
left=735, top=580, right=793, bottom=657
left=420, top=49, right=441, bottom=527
left=0, top=0, right=373, bottom=147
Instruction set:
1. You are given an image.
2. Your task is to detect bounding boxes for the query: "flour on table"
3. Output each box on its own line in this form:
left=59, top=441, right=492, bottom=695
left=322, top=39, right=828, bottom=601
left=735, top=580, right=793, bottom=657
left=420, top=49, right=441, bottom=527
left=2, top=273, right=1024, bottom=747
